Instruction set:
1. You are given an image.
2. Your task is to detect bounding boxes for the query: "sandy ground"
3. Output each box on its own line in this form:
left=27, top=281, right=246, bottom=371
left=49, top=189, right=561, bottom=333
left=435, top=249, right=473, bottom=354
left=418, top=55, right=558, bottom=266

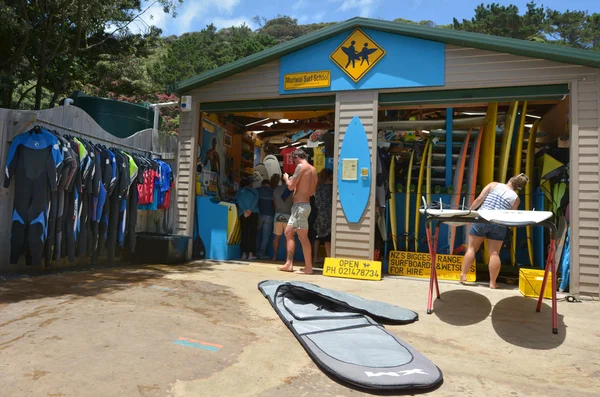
left=1, top=260, right=599, bottom=397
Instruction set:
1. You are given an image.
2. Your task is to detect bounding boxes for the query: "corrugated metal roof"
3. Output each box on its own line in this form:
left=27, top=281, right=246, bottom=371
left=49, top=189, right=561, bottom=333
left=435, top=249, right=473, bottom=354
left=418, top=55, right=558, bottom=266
left=170, top=17, right=600, bottom=94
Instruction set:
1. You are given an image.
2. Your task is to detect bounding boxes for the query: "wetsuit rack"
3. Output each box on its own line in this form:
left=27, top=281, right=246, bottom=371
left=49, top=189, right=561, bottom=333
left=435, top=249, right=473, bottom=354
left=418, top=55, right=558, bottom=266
left=30, top=118, right=162, bottom=159
left=420, top=207, right=560, bottom=334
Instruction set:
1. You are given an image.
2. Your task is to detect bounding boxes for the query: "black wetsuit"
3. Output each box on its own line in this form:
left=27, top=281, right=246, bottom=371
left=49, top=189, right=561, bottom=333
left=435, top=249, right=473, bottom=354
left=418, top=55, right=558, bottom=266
left=4, top=127, right=63, bottom=266
left=45, top=133, right=76, bottom=266
left=53, top=136, right=78, bottom=261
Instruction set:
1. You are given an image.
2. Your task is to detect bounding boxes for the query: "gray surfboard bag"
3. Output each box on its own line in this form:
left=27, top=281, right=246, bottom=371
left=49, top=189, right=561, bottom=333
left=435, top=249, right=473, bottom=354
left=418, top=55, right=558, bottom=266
left=258, top=280, right=443, bottom=391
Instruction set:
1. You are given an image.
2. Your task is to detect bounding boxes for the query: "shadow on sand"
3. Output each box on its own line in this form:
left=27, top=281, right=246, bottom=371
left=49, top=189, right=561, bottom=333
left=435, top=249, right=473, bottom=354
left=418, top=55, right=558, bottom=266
left=491, top=296, right=566, bottom=349
left=432, top=289, right=492, bottom=326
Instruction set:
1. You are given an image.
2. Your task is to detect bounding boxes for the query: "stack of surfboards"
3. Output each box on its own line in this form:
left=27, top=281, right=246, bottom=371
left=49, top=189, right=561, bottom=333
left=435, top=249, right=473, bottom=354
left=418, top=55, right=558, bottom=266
left=396, top=100, right=551, bottom=268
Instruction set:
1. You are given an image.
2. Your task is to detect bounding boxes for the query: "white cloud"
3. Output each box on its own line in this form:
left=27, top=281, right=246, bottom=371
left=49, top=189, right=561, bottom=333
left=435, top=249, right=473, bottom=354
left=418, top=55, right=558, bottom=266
left=331, top=0, right=379, bottom=17
left=292, top=0, right=307, bottom=10
left=211, top=16, right=254, bottom=29
left=132, top=0, right=243, bottom=35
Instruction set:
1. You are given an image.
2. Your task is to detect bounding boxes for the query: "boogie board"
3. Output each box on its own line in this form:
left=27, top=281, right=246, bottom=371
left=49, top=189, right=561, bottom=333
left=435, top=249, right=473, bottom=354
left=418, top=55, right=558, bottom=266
left=389, top=156, right=398, bottom=251
left=448, top=129, right=471, bottom=254
left=511, top=101, right=528, bottom=266
left=525, top=119, right=540, bottom=266
left=414, top=139, right=431, bottom=252
left=477, top=209, right=553, bottom=226
left=338, top=116, right=371, bottom=223
left=263, top=154, right=282, bottom=179
left=420, top=208, right=479, bottom=226
left=219, top=202, right=239, bottom=245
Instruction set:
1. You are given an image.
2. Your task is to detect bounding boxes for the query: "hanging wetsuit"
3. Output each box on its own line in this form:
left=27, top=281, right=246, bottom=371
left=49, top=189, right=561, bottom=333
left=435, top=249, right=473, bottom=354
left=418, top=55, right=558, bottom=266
left=107, top=149, right=129, bottom=261
left=98, top=148, right=116, bottom=259
left=115, top=150, right=133, bottom=252
left=54, top=137, right=77, bottom=261
left=64, top=137, right=82, bottom=262
left=122, top=153, right=140, bottom=253
left=91, top=146, right=111, bottom=263
left=45, top=134, right=76, bottom=265
left=84, top=141, right=98, bottom=258
left=73, top=137, right=93, bottom=257
left=4, top=127, right=63, bottom=266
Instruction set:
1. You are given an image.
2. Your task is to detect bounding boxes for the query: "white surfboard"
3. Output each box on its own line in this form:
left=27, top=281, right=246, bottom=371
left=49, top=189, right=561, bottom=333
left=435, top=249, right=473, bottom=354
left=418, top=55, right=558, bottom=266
left=419, top=209, right=479, bottom=226
left=263, top=154, right=282, bottom=179
left=252, top=170, right=263, bottom=188
left=477, top=210, right=553, bottom=226
left=255, top=163, right=269, bottom=181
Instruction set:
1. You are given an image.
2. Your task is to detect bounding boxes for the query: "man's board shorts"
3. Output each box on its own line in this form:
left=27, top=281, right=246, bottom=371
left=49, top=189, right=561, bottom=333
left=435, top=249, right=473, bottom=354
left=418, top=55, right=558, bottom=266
left=469, top=223, right=507, bottom=241
left=273, top=212, right=290, bottom=235
left=288, top=203, right=311, bottom=230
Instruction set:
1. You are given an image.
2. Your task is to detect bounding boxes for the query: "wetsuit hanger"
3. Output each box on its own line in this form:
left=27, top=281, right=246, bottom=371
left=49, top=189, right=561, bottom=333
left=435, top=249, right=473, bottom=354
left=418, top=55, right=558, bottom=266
left=32, top=125, right=42, bottom=134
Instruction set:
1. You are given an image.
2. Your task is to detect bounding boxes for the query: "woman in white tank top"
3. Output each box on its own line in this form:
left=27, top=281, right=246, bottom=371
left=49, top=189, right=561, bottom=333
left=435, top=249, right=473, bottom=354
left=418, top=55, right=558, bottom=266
left=459, top=174, right=530, bottom=289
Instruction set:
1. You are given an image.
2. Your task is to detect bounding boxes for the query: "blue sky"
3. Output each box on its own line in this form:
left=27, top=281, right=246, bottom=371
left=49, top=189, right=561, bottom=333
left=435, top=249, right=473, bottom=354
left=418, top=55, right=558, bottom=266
left=137, top=0, right=600, bottom=36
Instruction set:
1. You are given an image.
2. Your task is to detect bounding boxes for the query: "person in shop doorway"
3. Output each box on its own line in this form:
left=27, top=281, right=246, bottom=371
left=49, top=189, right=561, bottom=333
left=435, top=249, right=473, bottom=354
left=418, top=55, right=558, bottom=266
left=278, top=149, right=318, bottom=274
left=235, top=178, right=259, bottom=260
left=313, top=168, right=333, bottom=263
left=256, top=179, right=275, bottom=259
left=459, top=173, right=530, bottom=288
left=271, top=174, right=293, bottom=261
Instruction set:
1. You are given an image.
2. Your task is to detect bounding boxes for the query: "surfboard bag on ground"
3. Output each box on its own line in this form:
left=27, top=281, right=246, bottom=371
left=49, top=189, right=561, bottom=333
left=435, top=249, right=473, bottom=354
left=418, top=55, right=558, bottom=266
left=258, top=280, right=443, bottom=391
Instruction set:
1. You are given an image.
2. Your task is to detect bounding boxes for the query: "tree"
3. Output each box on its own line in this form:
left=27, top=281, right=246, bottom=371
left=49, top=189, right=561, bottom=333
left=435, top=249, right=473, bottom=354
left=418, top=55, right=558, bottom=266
left=0, top=0, right=182, bottom=109
left=149, top=23, right=277, bottom=90
left=452, top=2, right=547, bottom=41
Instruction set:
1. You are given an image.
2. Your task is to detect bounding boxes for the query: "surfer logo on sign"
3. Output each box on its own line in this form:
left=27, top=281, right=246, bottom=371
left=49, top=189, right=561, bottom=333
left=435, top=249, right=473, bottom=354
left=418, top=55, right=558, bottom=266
left=343, top=41, right=379, bottom=68
left=365, top=369, right=429, bottom=377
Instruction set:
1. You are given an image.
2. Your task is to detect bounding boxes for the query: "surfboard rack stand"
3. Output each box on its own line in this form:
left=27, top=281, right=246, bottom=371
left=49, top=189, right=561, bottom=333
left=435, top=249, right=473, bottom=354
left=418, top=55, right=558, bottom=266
left=422, top=209, right=559, bottom=335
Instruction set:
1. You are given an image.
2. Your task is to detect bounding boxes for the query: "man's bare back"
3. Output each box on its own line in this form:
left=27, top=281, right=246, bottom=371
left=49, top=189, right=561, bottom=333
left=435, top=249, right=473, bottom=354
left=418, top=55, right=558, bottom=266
left=291, top=163, right=317, bottom=203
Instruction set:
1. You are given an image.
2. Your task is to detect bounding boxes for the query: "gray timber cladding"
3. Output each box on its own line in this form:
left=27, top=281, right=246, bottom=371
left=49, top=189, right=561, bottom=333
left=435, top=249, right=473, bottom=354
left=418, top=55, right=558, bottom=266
left=331, top=91, right=378, bottom=260
left=180, top=45, right=600, bottom=297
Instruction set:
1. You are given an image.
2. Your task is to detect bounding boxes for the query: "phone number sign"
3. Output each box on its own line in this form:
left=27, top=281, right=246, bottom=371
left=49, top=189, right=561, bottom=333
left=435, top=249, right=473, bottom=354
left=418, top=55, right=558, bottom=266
left=323, top=257, right=382, bottom=281
left=388, top=251, right=476, bottom=282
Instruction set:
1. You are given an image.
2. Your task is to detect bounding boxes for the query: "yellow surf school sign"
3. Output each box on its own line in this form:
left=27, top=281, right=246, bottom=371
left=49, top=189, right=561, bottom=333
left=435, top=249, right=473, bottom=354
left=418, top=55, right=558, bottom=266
left=388, top=251, right=476, bottom=282
left=283, top=70, right=330, bottom=90
left=323, top=257, right=382, bottom=281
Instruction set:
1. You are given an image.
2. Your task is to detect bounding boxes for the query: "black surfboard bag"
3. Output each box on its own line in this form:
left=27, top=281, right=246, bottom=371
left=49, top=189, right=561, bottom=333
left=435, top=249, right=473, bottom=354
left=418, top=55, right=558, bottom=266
left=258, top=280, right=443, bottom=391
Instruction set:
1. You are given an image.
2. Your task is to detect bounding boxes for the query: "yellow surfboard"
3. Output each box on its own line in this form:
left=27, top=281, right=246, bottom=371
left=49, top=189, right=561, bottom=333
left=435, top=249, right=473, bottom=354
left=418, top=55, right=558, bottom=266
left=511, top=101, right=527, bottom=266
left=497, top=101, right=519, bottom=183
left=525, top=119, right=540, bottom=267
left=404, top=150, right=414, bottom=250
left=414, top=139, right=430, bottom=252
left=389, top=156, right=398, bottom=251
left=479, top=103, right=498, bottom=264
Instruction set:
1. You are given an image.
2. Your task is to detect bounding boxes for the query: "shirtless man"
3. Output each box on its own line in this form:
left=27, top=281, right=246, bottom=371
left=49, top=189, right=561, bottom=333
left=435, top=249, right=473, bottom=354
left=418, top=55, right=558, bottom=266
left=278, top=149, right=318, bottom=274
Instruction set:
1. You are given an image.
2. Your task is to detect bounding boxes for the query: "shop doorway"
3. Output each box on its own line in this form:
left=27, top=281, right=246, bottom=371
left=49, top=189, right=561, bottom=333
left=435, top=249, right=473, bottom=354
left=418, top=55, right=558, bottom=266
left=378, top=89, right=572, bottom=288
left=194, top=104, right=336, bottom=264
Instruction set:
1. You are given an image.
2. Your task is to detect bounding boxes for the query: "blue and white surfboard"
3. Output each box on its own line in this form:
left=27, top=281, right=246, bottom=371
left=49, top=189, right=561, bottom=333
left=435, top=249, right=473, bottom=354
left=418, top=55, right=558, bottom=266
left=338, top=116, right=371, bottom=223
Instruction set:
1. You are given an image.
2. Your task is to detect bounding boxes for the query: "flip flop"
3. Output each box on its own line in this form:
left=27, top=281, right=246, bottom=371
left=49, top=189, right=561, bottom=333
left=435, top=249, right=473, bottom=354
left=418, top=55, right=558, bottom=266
left=295, top=269, right=313, bottom=275
left=278, top=267, right=294, bottom=273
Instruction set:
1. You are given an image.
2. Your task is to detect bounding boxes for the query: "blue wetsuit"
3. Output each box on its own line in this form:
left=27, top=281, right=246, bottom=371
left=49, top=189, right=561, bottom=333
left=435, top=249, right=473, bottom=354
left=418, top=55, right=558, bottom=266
left=4, top=127, right=63, bottom=266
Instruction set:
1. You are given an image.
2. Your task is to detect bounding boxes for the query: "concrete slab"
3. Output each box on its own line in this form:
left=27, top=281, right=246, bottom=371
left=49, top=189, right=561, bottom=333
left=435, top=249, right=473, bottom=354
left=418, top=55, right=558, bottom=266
left=1, top=261, right=599, bottom=397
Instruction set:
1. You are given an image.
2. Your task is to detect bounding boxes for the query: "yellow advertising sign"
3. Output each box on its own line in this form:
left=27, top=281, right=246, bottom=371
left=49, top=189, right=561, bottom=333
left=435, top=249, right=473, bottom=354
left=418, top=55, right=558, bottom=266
left=388, top=251, right=476, bottom=282
left=283, top=70, right=330, bottom=90
left=323, top=257, right=382, bottom=281
left=330, top=28, right=386, bottom=82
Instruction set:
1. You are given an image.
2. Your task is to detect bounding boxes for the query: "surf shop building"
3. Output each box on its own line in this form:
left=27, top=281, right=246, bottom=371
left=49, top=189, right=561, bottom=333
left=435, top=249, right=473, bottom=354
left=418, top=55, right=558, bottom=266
left=170, top=18, right=600, bottom=298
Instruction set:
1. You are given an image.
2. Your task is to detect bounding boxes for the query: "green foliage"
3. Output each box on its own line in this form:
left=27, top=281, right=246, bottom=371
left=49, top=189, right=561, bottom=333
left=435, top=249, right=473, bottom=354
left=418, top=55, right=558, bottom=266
left=452, top=1, right=547, bottom=41
left=148, top=23, right=277, bottom=89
